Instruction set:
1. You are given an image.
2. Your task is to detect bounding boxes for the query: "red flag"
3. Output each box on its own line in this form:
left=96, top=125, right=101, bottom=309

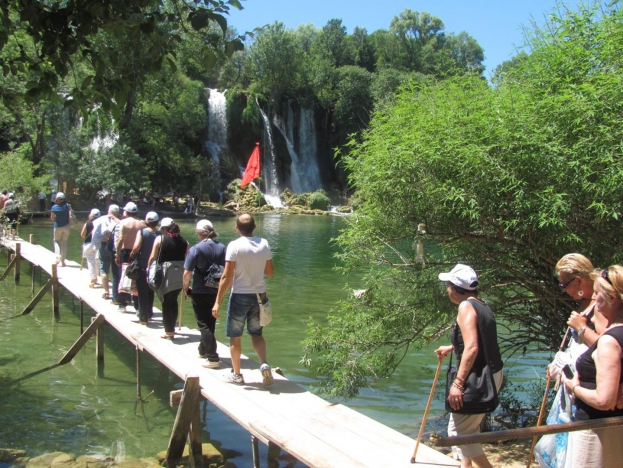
left=241, top=142, right=260, bottom=188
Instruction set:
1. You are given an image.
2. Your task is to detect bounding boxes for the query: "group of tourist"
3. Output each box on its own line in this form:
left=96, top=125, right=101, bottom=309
left=76, top=205, right=275, bottom=387
left=436, top=254, right=623, bottom=468
left=0, top=189, right=21, bottom=238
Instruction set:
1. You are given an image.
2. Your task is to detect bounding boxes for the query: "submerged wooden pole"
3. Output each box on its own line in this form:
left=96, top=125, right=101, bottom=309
left=14, top=243, right=20, bottom=284
left=57, top=314, right=105, bottom=365
left=251, top=436, right=260, bottom=468
left=31, top=263, right=36, bottom=296
left=95, top=317, right=104, bottom=360
left=51, top=263, right=60, bottom=320
left=166, top=375, right=201, bottom=467
left=0, top=250, right=18, bottom=281
left=80, top=300, right=84, bottom=334
left=136, top=346, right=142, bottom=401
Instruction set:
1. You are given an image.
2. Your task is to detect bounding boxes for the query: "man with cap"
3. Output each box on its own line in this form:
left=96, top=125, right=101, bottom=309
left=183, top=219, right=226, bottom=367
left=116, top=201, right=142, bottom=310
left=92, top=204, right=120, bottom=300
left=50, top=192, right=71, bottom=266
left=212, top=214, right=275, bottom=386
left=81, top=208, right=101, bottom=287
left=435, top=264, right=503, bottom=467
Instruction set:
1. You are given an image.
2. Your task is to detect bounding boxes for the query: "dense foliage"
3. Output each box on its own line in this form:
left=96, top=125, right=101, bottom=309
left=302, top=1, right=623, bottom=399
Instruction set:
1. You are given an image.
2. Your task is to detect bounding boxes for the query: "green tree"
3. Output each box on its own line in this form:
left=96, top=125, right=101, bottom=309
left=303, top=1, right=623, bottom=399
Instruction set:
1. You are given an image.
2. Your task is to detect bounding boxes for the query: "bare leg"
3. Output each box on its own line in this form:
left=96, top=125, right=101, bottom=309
left=101, top=273, right=110, bottom=296
left=460, top=458, right=473, bottom=468
left=230, top=337, right=242, bottom=374
left=251, top=335, right=267, bottom=364
left=469, top=454, right=492, bottom=468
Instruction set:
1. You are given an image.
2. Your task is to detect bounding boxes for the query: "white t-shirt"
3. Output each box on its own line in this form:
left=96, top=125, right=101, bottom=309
left=226, top=236, right=272, bottom=294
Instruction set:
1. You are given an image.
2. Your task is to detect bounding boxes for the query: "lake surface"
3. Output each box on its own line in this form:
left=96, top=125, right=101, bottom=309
left=0, top=213, right=549, bottom=466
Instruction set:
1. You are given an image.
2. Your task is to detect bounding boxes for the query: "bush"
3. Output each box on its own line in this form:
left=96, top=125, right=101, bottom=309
left=309, top=191, right=330, bottom=210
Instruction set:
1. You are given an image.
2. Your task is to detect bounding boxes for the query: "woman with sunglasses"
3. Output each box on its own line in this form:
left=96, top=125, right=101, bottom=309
left=562, top=266, right=623, bottom=467
left=556, top=254, right=602, bottom=344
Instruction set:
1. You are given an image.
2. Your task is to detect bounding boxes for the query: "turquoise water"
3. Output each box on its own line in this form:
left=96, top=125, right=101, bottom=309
left=0, top=214, right=548, bottom=465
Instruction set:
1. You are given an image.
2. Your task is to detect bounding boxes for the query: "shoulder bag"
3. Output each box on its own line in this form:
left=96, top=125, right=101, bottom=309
left=68, top=204, right=78, bottom=227
left=125, top=253, right=141, bottom=280
left=148, top=235, right=164, bottom=290
left=445, top=304, right=499, bottom=414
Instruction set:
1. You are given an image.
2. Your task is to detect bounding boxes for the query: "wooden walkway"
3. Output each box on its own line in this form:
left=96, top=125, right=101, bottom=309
left=0, top=236, right=458, bottom=468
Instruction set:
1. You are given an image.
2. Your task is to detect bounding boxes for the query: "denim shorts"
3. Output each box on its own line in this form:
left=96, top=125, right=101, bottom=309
left=226, top=293, right=263, bottom=338
left=99, top=248, right=112, bottom=275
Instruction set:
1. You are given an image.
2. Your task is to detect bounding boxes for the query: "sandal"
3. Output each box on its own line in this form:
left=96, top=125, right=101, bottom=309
left=161, top=334, right=175, bottom=340
left=102, top=293, right=111, bottom=299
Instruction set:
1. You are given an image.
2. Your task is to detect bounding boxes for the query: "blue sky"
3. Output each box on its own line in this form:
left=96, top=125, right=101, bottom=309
left=226, top=0, right=581, bottom=78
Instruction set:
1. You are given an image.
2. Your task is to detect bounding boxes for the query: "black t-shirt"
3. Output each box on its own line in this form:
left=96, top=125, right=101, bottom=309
left=160, top=234, right=187, bottom=262
left=84, top=220, right=94, bottom=244
left=575, top=326, right=623, bottom=420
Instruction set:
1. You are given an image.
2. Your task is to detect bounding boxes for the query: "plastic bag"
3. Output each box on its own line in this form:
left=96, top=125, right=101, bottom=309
left=534, top=385, right=574, bottom=468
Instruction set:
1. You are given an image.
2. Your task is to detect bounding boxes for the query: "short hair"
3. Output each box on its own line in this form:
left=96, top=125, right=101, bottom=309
left=145, top=220, right=159, bottom=229
left=595, top=265, right=623, bottom=307
left=556, top=253, right=594, bottom=280
left=237, top=214, right=256, bottom=236
left=449, top=283, right=478, bottom=296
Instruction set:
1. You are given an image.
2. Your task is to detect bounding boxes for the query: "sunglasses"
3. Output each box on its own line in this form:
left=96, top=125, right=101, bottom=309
left=601, top=269, right=613, bottom=285
left=559, top=276, right=577, bottom=290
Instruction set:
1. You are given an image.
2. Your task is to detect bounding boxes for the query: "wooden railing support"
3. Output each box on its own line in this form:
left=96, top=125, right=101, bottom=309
left=251, top=436, right=260, bottom=468
left=14, top=243, right=20, bottom=284
left=166, top=375, right=202, bottom=468
left=22, top=269, right=57, bottom=315
left=0, top=248, right=18, bottom=281
left=95, top=317, right=105, bottom=361
left=80, top=300, right=84, bottom=335
left=51, top=263, right=60, bottom=320
left=31, top=263, right=36, bottom=296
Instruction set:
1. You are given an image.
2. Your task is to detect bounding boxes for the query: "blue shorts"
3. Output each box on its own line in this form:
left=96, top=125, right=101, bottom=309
left=226, top=293, right=263, bottom=338
left=99, top=248, right=112, bottom=275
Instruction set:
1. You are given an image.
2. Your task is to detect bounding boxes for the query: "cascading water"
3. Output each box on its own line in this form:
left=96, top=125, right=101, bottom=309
left=258, top=103, right=283, bottom=208
left=205, top=89, right=228, bottom=200
left=273, top=103, right=322, bottom=193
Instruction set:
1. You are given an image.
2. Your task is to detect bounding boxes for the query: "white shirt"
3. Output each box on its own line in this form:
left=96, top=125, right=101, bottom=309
left=226, top=236, right=272, bottom=294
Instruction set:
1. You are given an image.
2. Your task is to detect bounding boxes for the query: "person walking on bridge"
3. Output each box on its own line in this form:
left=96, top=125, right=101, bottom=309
left=212, top=214, right=274, bottom=386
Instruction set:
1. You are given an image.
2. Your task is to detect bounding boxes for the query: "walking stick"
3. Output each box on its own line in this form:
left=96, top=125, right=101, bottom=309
left=410, top=355, right=444, bottom=464
left=178, top=290, right=185, bottom=330
left=526, top=374, right=552, bottom=468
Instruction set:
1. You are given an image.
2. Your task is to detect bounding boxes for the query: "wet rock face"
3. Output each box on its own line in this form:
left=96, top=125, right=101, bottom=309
left=0, top=448, right=27, bottom=462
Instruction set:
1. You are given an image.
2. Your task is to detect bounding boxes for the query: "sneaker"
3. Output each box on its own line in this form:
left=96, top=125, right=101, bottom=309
left=202, top=360, right=220, bottom=369
left=227, top=373, right=245, bottom=385
left=198, top=352, right=207, bottom=359
left=260, top=363, right=274, bottom=387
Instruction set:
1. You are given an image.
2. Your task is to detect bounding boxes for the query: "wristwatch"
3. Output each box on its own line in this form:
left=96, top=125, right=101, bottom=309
left=578, top=326, right=587, bottom=336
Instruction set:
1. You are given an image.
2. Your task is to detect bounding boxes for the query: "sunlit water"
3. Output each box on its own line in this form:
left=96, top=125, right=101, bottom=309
left=0, top=214, right=549, bottom=465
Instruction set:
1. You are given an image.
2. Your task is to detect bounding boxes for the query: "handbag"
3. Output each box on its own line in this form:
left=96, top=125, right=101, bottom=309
left=148, top=235, right=163, bottom=290
left=257, top=293, right=273, bottom=327
left=204, top=262, right=224, bottom=289
left=445, top=311, right=499, bottom=414
left=68, top=204, right=78, bottom=227
left=125, top=255, right=141, bottom=280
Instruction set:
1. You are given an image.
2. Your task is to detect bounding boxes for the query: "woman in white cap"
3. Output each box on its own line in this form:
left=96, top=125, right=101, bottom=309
left=435, top=264, right=504, bottom=468
left=50, top=192, right=71, bottom=266
left=2, top=193, right=20, bottom=238
left=131, top=211, right=160, bottom=324
left=81, top=208, right=101, bottom=287
left=148, top=218, right=189, bottom=339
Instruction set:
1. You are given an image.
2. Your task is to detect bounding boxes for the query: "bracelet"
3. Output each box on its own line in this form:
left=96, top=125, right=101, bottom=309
left=572, top=384, right=580, bottom=395
left=578, top=326, right=587, bottom=336
left=452, top=381, right=464, bottom=391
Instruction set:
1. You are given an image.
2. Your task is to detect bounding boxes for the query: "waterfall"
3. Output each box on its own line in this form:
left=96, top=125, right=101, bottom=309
left=258, top=103, right=282, bottom=207
left=205, top=89, right=228, bottom=166
left=273, top=103, right=322, bottom=193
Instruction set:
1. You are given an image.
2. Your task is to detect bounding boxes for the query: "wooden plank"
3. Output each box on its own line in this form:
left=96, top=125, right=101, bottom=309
left=166, top=375, right=200, bottom=465
left=57, top=314, right=106, bottom=365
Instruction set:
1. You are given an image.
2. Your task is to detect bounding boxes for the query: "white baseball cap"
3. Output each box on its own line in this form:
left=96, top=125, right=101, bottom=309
left=438, top=264, right=479, bottom=290
left=90, top=208, right=101, bottom=218
left=55, top=192, right=65, bottom=201
left=108, top=204, right=120, bottom=214
left=123, top=202, right=138, bottom=213
left=146, top=211, right=159, bottom=222
left=160, top=217, right=174, bottom=229
left=196, top=219, right=213, bottom=232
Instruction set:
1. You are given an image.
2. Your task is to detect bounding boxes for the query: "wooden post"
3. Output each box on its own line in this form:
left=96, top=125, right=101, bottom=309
left=0, top=251, right=18, bottom=281
left=31, top=264, right=36, bottom=296
left=57, top=314, right=105, bottom=365
left=251, top=436, right=260, bottom=468
left=166, top=375, right=202, bottom=467
left=29, top=234, right=33, bottom=244
left=22, top=276, right=55, bottom=315
left=189, top=408, right=203, bottom=468
left=51, top=263, right=60, bottom=321
left=136, top=346, right=142, bottom=401
left=14, top=243, right=20, bottom=284
left=80, top=300, right=84, bottom=334
left=95, top=317, right=105, bottom=361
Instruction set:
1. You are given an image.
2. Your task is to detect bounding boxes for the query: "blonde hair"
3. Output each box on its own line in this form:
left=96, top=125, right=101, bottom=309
left=595, top=265, right=623, bottom=307
left=555, top=253, right=594, bottom=279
